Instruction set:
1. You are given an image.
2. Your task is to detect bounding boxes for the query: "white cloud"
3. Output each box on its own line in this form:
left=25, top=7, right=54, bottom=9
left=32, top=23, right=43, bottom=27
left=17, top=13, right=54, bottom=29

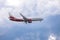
left=37, top=0, right=60, bottom=18
left=48, top=34, right=56, bottom=40
left=0, top=0, right=60, bottom=20
left=5, top=0, right=25, bottom=7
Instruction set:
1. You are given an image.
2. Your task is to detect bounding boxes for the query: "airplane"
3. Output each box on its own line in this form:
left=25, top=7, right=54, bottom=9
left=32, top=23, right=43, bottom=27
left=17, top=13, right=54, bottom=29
left=9, top=13, right=43, bottom=24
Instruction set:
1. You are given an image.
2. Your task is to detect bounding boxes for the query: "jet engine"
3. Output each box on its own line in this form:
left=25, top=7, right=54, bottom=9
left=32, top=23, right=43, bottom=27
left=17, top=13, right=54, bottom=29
left=28, top=19, right=32, bottom=23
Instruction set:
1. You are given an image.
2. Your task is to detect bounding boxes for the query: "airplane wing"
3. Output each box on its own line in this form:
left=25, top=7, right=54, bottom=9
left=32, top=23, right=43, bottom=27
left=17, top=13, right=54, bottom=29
left=20, top=13, right=27, bottom=20
left=20, top=13, right=28, bottom=23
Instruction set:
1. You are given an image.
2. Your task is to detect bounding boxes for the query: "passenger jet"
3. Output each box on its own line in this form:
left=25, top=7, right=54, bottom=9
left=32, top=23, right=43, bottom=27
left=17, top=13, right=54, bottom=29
left=9, top=13, right=43, bottom=24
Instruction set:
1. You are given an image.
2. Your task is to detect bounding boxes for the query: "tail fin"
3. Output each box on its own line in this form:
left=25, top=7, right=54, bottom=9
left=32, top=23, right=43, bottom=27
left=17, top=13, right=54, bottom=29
left=9, top=12, right=14, bottom=20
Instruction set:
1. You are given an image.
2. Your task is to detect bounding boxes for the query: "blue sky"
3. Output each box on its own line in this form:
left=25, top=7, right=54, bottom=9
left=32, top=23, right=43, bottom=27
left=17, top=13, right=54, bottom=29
left=0, top=0, right=60, bottom=40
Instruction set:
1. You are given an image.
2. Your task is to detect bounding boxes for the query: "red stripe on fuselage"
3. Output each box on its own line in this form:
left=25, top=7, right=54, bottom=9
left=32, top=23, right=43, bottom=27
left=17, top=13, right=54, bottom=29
left=10, top=18, right=24, bottom=22
left=9, top=16, right=24, bottom=22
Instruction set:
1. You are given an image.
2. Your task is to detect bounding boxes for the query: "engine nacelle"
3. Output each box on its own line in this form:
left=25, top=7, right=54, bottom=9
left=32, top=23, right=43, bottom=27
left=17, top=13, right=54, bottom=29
left=28, top=19, right=32, bottom=23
